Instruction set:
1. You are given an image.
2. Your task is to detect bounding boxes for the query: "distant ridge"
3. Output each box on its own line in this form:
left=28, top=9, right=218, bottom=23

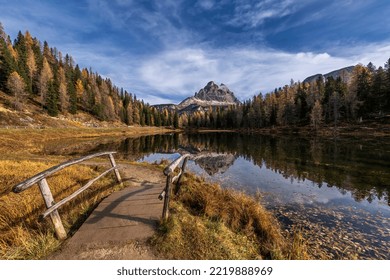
left=303, top=66, right=355, bottom=84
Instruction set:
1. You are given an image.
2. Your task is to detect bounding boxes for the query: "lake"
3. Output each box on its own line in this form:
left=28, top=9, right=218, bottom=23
left=47, top=132, right=390, bottom=259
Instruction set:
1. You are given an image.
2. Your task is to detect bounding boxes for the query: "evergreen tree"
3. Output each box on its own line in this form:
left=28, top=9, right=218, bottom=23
left=46, top=80, right=59, bottom=116
left=330, top=91, right=341, bottom=129
left=384, top=58, right=390, bottom=112
left=0, top=35, right=17, bottom=91
left=13, top=31, right=29, bottom=89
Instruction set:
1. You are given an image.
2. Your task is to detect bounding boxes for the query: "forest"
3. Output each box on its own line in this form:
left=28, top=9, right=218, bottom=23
left=186, top=62, right=390, bottom=129
left=1, top=23, right=389, bottom=130
left=0, top=24, right=179, bottom=128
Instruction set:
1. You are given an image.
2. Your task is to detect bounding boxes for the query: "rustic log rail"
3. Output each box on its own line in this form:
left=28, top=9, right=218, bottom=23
left=12, top=151, right=122, bottom=240
left=159, top=154, right=190, bottom=220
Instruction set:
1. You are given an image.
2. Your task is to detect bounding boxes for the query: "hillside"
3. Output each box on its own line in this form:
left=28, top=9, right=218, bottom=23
left=0, top=90, right=126, bottom=128
left=0, top=26, right=178, bottom=128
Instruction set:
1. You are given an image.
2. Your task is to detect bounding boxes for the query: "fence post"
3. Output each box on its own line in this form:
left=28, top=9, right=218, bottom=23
left=162, top=175, right=172, bottom=220
left=108, top=153, right=122, bottom=183
left=38, top=179, right=67, bottom=240
left=174, top=157, right=188, bottom=195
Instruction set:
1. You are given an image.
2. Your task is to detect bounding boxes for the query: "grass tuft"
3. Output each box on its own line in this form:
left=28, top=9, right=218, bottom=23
left=151, top=173, right=310, bottom=260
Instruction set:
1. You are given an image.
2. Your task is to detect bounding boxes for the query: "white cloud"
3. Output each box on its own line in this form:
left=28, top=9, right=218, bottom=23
left=229, top=0, right=301, bottom=28
left=137, top=43, right=390, bottom=104
left=59, top=41, right=389, bottom=106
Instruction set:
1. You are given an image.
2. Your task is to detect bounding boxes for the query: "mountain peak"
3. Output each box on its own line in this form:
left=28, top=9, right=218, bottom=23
left=153, top=81, right=240, bottom=113
left=193, top=81, right=239, bottom=103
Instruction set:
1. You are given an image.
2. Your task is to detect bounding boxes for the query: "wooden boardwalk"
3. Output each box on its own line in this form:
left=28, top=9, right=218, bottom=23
left=49, top=164, right=165, bottom=259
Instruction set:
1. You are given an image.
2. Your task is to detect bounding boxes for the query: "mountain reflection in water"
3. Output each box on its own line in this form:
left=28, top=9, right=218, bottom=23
left=191, top=152, right=237, bottom=175
left=59, top=132, right=388, bottom=206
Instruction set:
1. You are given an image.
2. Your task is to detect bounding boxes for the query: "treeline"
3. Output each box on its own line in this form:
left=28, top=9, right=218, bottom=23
left=186, top=61, right=390, bottom=130
left=0, top=24, right=179, bottom=127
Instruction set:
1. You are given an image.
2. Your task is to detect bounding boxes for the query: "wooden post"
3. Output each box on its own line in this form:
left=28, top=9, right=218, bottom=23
left=38, top=179, right=67, bottom=240
left=174, top=157, right=188, bottom=195
left=108, top=154, right=122, bottom=183
left=162, top=175, right=172, bottom=220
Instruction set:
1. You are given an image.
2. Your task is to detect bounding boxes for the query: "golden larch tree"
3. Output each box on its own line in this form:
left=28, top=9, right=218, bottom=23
left=38, top=57, right=53, bottom=106
left=7, top=71, right=26, bottom=110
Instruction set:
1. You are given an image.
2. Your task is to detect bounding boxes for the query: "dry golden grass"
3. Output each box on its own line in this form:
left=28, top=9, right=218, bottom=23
left=0, top=126, right=174, bottom=259
left=0, top=160, right=122, bottom=259
left=152, top=173, right=310, bottom=260
left=152, top=202, right=261, bottom=260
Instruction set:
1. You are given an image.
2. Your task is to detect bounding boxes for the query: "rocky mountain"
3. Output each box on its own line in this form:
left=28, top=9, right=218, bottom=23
left=154, top=81, right=240, bottom=113
left=193, top=152, right=237, bottom=175
left=154, top=67, right=356, bottom=114
left=303, top=66, right=355, bottom=84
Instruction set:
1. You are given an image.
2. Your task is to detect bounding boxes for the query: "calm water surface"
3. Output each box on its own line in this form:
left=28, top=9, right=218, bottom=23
left=47, top=132, right=390, bottom=259
left=140, top=133, right=389, bottom=259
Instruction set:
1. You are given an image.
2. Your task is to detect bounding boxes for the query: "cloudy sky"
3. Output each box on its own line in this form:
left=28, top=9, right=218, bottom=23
left=1, top=0, right=389, bottom=104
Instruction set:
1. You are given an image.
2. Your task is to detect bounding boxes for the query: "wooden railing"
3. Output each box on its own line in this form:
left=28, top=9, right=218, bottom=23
left=12, top=151, right=122, bottom=240
left=159, top=154, right=190, bottom=220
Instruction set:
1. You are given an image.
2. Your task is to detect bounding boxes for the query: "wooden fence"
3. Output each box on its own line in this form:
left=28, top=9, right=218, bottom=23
left=159, top=154, right=190, bottom=220
left=12, top=151, right=122, bottom=240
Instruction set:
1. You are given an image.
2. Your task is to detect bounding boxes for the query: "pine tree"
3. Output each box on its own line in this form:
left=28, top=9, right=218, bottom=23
left=68, top=81, right=77, bottom=114
left=14, top=31, right=29, bottom=88
left=384, top=58, right=390, bottom=112
left=296, top=82, right=308, bottom=123
left=46, top=80, right=59, bottom=116
left=0, top=35, right=17, bottom=91
left=330, top=91, right=341, bottom=129
left=347, top=65, right=368, bottom=120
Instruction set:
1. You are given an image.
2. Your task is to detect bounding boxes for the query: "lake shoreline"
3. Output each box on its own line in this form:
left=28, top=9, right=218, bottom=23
left=186, top=122, right=390, bottom=138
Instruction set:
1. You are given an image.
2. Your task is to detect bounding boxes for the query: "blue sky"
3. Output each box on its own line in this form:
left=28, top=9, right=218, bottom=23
left=1, top=0, right=390, bottom=104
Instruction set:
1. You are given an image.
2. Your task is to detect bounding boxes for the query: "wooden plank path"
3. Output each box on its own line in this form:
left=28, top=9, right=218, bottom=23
left=49, top=163, right=165, bottom=259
